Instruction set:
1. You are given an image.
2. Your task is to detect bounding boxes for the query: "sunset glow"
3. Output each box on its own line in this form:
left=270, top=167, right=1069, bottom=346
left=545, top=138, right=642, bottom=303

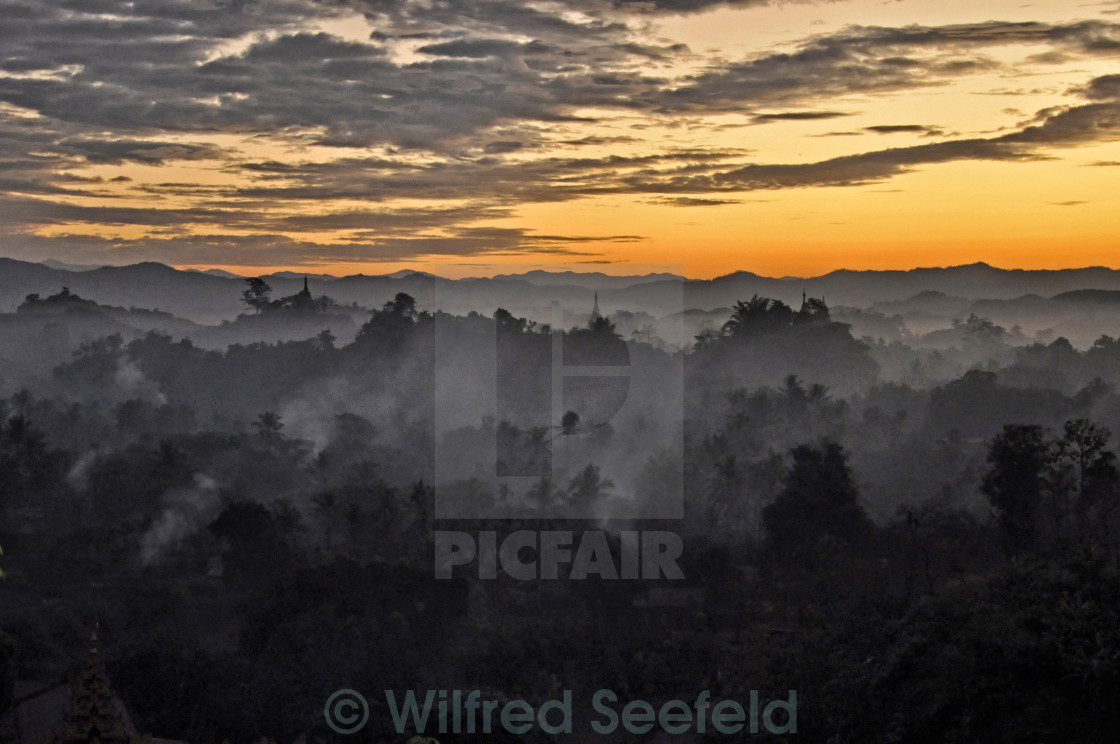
left=2, top=0, right=1119, bottom=278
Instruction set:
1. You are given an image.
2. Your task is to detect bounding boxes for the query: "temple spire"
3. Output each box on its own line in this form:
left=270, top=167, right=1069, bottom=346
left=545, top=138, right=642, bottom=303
left=592, top=291, right=601, bottom=320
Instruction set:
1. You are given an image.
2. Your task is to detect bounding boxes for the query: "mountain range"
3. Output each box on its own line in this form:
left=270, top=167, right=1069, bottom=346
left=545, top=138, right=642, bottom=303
left=3, top=259, right=1120, bottom=337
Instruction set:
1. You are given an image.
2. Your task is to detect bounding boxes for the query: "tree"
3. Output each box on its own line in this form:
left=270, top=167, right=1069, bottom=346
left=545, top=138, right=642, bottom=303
left=385, top=292, right=417, bottom=318
left=1054, top=419, right=1120, bottom=547
left=795, top=297, right=830, bottom=324
left=982, top=424, right=1052, bottom=555
left=706, top=450, right=745, bottom=532
left=780, top=374, right=807, bottom=406
left=252, top=411, right=284, bottom=449
left=355, top=292, right=422, bottom=347
left=241, top=277, right=272, bottom=314
left=762, top=441, right=872, bottom=562
left=495, top=307, right=536, bottom=334
left=209, top=501, right=293, bottom=586
left=955, top=313, right=1004, bottom=347
left=589, top=314, right=617, bottom=335
left=721, top=295, right=795, bottom=337
left=567, top=463, right=614, bottom=511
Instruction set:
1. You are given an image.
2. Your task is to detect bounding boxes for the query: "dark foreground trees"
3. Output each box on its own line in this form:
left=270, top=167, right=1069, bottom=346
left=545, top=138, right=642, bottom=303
left=983, top=420, right=1120, bottom=556
left=763, top=441, right=873, bottom=564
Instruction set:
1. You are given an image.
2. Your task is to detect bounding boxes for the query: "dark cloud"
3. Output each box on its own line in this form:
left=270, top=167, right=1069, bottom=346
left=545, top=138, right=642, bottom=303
left=650, top=196, right=741, bottom=206
left=55, top=139, right=228, bottom=165
left=648, top=21, right=1120, bottom=113
left=0, top=226, right=631, bottom=266
left=559, top=135, right=640, bottom=146
left=603, top=0, right=769, bottom=11
left=417, top=38, right=537, bottom=58
left=1081, top=74, right=1120, bottom=100
left=751, top=111, right=852, bottom=122
left=615, top=77, right=1120, bottom=194
left=864, top=125, right=943, bottom=135
left=1026, top=51, right=1073, bottom=64
left=482, top=140, right=526, bottom=154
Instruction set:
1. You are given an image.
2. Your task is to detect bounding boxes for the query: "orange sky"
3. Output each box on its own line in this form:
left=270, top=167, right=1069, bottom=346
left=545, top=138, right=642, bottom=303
left=2, top=0, right=1119, bottom=279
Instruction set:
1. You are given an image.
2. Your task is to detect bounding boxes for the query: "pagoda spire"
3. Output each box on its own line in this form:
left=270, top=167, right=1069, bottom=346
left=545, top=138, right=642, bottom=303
left=52, top=620, right=140, bottom=744
left=592, top=291, right=601, bottom=320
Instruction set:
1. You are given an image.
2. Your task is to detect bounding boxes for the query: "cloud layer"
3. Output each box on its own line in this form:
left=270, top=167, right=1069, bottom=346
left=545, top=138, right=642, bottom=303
left=1, top=1, right=1119, bottom=267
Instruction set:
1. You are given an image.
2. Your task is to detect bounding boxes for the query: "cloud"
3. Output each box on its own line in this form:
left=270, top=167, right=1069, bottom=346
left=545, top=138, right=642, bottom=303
left=649, top=196, right=742, bottom=206
left=1081, top=74, right=1120, bottom=100
left=3, top=3, right=1120, bottom=267
left=613, top=76, right=1120, bottom=193
left=483, top=140, right=527, bottom=154
left=751, top=111, right=852, bottom=123
left=417, top=38, right=546, bottom=58
left=647, top=20, right=1120, bottom=113
left=864, top=125, right=943, bottom=135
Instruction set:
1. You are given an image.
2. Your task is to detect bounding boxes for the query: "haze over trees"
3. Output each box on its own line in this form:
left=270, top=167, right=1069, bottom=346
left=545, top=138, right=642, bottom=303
left=2, top=266, right=1120, bottom=741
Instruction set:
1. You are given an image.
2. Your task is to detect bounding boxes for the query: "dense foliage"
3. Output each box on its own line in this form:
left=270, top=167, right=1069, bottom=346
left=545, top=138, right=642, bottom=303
left=2, top=289, right=1120, bottom=742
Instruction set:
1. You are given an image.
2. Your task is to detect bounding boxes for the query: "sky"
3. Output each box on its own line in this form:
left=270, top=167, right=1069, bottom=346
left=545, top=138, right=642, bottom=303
left=0, top=0, right=1118, bottom=279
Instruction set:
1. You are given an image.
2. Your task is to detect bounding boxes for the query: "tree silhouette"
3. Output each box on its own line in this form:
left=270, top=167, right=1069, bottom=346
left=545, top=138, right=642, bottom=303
left=1054, top=419, right=1120, bottom=547
left=722, top=295, right=795, bottom=337
left=567, top=463, right=614, bottom=511
left=763, top=441, right=872, bottom=562
left=982, top=424, right=1052, bottom=555
left=355, top=292, right=422, bottom=348
left=386, top=292, right=417, bottom=318
left=589, top=314, right=617, bottom=334
left=561, top=410, right=580, bottom=435
left=252, top=411, right=284, bottom=449
left=241, top=277, right=272, bottom=314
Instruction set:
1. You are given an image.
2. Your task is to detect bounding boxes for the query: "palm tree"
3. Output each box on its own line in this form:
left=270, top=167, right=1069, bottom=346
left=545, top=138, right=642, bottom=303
left=252, top=412, right=284, bottom=448
left=567, top=464, right=614, bottom=511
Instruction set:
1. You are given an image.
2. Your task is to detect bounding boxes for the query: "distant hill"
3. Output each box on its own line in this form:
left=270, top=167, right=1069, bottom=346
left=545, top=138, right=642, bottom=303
left=1053, top=289, right=1120, bottom=304
left=491, top=269, right=683, bottom=289
left=40, top=259, right=105, bottom=272
left=0, top=259, right=245, bottom=323
left=264, top=271, right=342, bottom=281
left=671, top=263, right=1120, bottom=311
left=184, top=268, right=245, bottom=279
left=6, top=257, right=1120, bottom=329
left=0, top=287, right=203, bottom=380
left=870, top=291, right=973, bottom=317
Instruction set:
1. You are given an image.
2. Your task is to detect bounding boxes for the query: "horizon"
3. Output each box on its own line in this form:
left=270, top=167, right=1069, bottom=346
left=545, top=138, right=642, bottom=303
left=13, top=254, right=1120, bottom=283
